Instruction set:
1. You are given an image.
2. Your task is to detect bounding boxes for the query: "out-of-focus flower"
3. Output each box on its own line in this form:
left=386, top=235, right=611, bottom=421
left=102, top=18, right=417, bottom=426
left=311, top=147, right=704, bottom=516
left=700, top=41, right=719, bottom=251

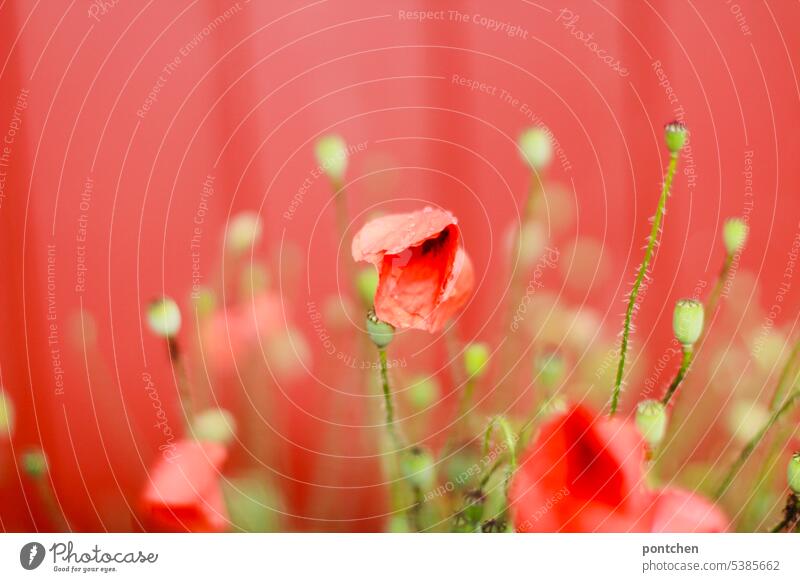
left=0, top=389, right=13, bottom=438
left=509, top=404, right=727, bottom=532
left=464, top=342, right=490, bottom=379
left=141, top=440, right=228, bottom=532
left=192, top=408, right=237, bottom=445
left=727, top=400, right=770, bottom=444
left=351, top=207, right=474, bottom=333
left=406, top=375, right=440, bottom=409
left=314, top=134, right=349, bottom=183
left=518, top=127, right=553, bottom=170
left=146, top=297, right=181, bottom=339
left=22, top=448, right=48, bottom=478
left=226, top=211, right=262, bottom=255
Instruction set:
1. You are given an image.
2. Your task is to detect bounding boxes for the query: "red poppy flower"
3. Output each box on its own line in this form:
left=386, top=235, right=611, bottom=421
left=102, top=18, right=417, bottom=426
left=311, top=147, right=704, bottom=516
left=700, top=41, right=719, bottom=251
left=509, top=404, right=727, bottom=532
left=351, top=207, right=474, bottom=332
left=141, top=440, right=228, bottom=532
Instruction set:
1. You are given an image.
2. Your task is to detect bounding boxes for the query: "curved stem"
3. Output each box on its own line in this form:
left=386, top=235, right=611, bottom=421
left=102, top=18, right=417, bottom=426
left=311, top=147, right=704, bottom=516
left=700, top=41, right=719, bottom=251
left=715, top=390, right=800, bottom=500
left=661, top=347, right=693, bottom=406
left=610, top=153, right=680, bottom=416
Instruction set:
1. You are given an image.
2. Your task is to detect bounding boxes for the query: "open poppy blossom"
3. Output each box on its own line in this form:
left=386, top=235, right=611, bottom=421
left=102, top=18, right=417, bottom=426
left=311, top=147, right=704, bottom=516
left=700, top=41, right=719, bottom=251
left=509, top=404, right=727, bottom=532
left=351, top=207, right=474, bottom=332
left=141, top=440, right=228, bottom=532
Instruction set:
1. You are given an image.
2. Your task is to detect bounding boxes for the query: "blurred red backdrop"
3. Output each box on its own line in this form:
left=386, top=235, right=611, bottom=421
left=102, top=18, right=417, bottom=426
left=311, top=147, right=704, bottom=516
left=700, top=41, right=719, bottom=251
left=1, top=0, right=799, bottom=531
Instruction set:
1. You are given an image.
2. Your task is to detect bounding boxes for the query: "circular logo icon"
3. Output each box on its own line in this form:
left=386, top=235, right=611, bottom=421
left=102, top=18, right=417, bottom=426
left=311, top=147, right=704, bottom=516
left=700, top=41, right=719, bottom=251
left=19, top=542, right=46, bottom=570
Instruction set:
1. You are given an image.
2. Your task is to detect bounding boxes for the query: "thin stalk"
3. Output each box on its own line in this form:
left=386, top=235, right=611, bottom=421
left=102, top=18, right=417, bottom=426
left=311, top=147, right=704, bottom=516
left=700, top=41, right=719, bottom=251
left=769, top=338, right=800, bottom=411
left=610, top=153, right=680, bottom=416
left=662, top=347, right=693, bottom=406
left=168, top=338, right=194, bottom=431
left=715, top=390, right=800, bottom=500
left=378, top=348, right=401, bottom=451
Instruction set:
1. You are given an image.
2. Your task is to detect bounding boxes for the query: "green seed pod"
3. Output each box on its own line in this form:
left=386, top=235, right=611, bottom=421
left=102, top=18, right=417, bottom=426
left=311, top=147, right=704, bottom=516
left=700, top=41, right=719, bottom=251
left=788, top=453, right=800, bottom=495
left=723, top=218, right=749, bottom=256
left=407, top=375, right=440, bottom=410
left=366, top=310, right=394, bottom=349
left=193, top=408, right=237, bottom=445
left=314, top=134, right=348, bottom=183
left=664, top=121, right=688, bottom=154
left=635, top=400, right=668, bottom=448
left=0, top=389, right=14, bottom=438
left=464, top=342, right=490, bottom=379
left=22, top=448, right=48, bottom=478
left=518, top=127, right=553, bottom=170
left=673, top=299, right=704, bottom=347
left=356, top=267, right=379, bottom=307
left=400, top=447, right=436, bottom=491
left=146, top=296, right=182, bottom=339
left=535, top=351, right=565, bottom=389
left=226, top=211, right=262, bottom=255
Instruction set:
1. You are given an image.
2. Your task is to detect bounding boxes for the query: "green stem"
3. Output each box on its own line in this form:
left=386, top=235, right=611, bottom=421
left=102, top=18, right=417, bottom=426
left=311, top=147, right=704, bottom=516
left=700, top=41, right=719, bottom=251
left=715, top=390, right=800, bottom=500
left=610, top=153, right=680, bottom=416
left=769, top=338, right=800, bottom=411
left=661, top=347, right=693, bottom=406
left=168, top=338, right=194, bottom=431
left=378, top=348, right=401, bottom=451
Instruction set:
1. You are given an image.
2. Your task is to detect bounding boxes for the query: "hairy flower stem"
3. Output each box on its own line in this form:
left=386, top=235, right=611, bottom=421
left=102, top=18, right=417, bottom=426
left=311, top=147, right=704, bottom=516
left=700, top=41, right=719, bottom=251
left=610, top=153, right=680, bottom=416
left=661, top=347, right=693, bottom=406
left=378, top=348, right=401, bottom=451
left=715, top=390, right=800, bottom=500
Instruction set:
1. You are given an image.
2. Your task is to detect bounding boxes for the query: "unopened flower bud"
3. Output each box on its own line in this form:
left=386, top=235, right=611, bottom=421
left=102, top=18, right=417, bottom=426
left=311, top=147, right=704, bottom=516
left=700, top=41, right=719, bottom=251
left=146, top=296, right=182, bottom=338
left=723, top=218, right=748, bottom=256
left=400, top=447, right=436, bottom=491
left=22, top=448, right=48, bottom=478
left=788, top=453, right=800, bottom=494
left=535, top=351, right=565, bottom=389
left=0, top=389, right=13, bottom=438
left=635, top=400, right=668, bottom=448
left=356, top=267, right=379, bottom=307
left=407, top=375, right=440, bottom=409
left=673, top=299, right=704, bottom=347
left=314, top=134, right=348, bottom=183
left=193, top=408, right=236, bottom=445
left=518, top=128, right=553, bottom=170
left=366, top=309, right=394, bottom=349
left=226, top=211, right=262, bottom=255
left=464, top=342, right=490, bottom=379
left=664, top=121, right=688, bottom=154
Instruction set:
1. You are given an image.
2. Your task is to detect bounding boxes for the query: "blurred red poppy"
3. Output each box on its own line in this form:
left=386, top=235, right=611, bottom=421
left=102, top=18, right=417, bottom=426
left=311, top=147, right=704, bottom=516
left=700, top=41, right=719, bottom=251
left=141, top=440, right=228, bottom=533
left=351, top=207, right=474, bottom=332
left=509, top=404, right=727, bottom=532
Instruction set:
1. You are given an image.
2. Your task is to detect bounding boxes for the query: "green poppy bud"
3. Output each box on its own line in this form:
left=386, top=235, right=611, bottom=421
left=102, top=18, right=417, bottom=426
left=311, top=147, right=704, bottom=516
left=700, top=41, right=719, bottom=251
left=226, top=211, right=262, bottom=255
left=407, top=375, right=440, bottom=409
left=356, top=267, right=379, bottom=307
left=366, top=309, right=394, bottom=349
left=723, top=218, right=748, bottom=256
left=673, top=299, right=704, bottom=347
left=518, top=128, right=553, bottom=170
left=314, top=134, right=348, bottom=183
left=788, top=453, right=800, bottom=495
left=146, top=296, right=182, bottom=338
left=635, top=400, right=668, bottom=448
left=664, top=121, right=688, bottom=154
left=22, top=448, right=48, bottom=478
left=0, top=389, right=14, bottom=438
left=535, top=351, right=565, bottom=389
left=192, top=408, right=236, bottom=445
left=400, top=447, right=436, bottom=491
left=464, top=342, right=490, bottom=379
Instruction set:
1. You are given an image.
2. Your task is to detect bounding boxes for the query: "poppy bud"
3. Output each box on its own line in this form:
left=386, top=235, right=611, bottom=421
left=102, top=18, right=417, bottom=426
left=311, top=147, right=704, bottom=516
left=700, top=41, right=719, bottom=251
left=356, top=267, right=379, bottom=307
left=22, top=448, right=48, bottom=478
left=635, top=400, right=667, bottom=448
left=464, top=342, right=490, bottom=379
left=723, top=218, right=748, bottom=256
left=407, top=375, right=440, bottom=409
left=0, top=389, right=13, bottom=437
left=535, top=351, right=565, bottom=389
left=788, top=453, right=800, bottom=494
left=226, top=211, right=262, bottom=255
left=673, top=299, right=704, bottom=347
left=400, top=447, right=436, bottom=491
left=664, top=121, right=688, bottom=154
left=314, top=134, right=348, bottom=183
left=146, top=296, right=182, bottom=339
left=192, top=408, right=237, bottom=445
left=366, top=309, right=394, bottom=349
left=518, top=127, right=553, bottom=170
